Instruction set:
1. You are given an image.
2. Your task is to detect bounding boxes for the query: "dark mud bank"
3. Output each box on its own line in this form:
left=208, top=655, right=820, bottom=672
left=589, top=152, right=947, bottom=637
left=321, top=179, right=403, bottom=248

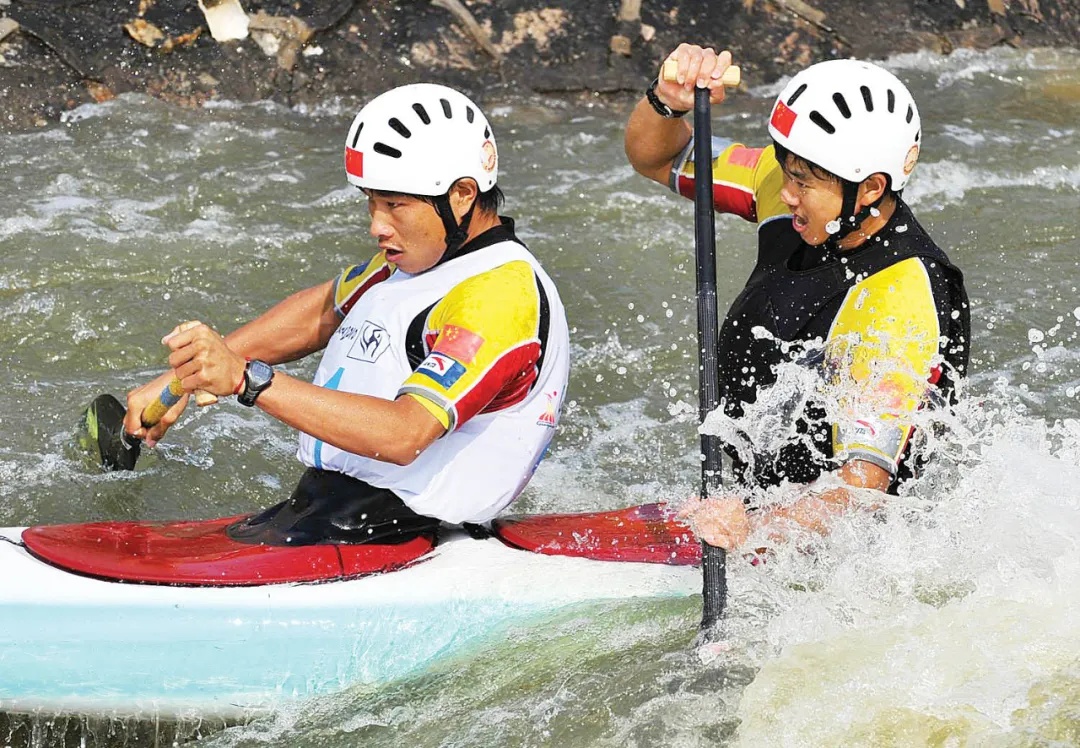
left=1, top=0, right=1078, bottom=131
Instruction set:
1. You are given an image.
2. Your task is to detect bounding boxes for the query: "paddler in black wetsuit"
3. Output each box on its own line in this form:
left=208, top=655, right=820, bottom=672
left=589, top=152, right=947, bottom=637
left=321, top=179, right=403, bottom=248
left=625, top=45, right=971, bottom=550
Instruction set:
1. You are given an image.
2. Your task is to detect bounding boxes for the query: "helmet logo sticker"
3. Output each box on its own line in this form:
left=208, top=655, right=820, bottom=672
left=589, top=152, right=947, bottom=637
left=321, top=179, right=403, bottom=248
left=769, top=100, right=798, bottom=138
left=480, top=140, right=497, bottom=173
left=345, top=147, right=363, bottom=178
left=903, top=144, right=920, bottom=175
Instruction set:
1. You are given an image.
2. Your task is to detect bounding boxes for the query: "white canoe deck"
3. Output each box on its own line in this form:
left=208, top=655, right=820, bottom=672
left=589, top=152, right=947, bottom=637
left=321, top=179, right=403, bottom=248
left=0, top=527, right=698, bottom=717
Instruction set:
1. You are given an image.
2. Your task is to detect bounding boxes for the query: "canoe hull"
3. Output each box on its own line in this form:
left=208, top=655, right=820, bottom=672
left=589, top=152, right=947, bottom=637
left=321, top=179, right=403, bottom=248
left=0, top=526, right=698, bottom=717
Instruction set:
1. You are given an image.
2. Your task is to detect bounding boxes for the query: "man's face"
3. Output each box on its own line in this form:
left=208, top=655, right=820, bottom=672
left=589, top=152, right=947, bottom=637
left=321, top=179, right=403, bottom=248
left=777, top=154, right=845, bottom=247
left=366, top=191, right=447, bottom=274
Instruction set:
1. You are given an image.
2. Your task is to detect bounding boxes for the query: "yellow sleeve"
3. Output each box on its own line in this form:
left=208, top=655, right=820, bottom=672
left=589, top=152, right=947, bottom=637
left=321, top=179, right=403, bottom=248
left=399, top=260, right=544, bottom=431
left=672, top=140, right=787, bottom=224
left=826, top=257, right=941, bottom=473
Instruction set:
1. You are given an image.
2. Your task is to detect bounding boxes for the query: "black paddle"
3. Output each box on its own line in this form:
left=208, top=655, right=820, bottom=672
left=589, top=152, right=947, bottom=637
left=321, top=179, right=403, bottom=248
left=656, top=61, right=743, bottom=638
left=691, top=83, right=728, bottom=638
left=660, top=59, right=741, bottom=639
left=78, top=378, right=217, bottom=471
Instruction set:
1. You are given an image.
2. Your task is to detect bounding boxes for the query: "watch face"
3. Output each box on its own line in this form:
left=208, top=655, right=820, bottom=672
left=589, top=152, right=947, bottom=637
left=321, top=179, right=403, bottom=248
left=248, top=360, right=274, bottom=387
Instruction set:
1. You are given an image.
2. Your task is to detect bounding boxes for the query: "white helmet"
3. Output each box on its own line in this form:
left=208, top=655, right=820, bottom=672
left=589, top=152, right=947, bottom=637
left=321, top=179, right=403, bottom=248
left=767, top=59, right=922, bottom=191
left=344, top=83, right=498, bottom=196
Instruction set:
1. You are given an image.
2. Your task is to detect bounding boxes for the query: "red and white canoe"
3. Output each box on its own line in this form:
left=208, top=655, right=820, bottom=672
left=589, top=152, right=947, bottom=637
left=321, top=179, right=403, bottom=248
left=0, top=503, right=703, bottom=717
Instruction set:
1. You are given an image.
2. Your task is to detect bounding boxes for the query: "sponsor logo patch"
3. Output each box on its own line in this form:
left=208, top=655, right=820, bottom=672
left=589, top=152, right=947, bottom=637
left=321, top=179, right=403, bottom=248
left=417, top=352, right=466, bottom=389
left=769, top=100, right=797, bottom=138
left=537, top=389, right=559, bottom=428
left=903, top=144, right=920, bottom=175
left=433, top=324, right=485, bottom=364
left=480, top=139, right=497, bottom=173
left=853, top=418, right=878, bottom=438
left=346, top=320, right=390, bottom=363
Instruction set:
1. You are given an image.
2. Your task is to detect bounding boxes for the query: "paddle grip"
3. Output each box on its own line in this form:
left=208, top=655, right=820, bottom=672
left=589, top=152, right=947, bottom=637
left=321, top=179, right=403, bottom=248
left=140, top=379, right=218, bottom=427
left=662, top=59, right=741, bottom=87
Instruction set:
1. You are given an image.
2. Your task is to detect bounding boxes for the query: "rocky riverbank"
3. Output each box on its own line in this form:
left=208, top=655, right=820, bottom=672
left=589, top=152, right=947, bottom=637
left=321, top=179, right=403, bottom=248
left=1, top=0, right=1079, bottom=132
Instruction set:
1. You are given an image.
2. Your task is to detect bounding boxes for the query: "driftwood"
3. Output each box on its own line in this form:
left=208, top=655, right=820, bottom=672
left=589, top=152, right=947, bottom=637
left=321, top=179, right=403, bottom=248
left=430, top=0, right=501, bottom=62
left=773, top=0, right=851, bottom=47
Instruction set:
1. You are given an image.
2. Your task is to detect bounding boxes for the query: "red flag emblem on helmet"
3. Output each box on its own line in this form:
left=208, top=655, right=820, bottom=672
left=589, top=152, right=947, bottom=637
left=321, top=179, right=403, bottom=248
left=769, top=100, right=797, bottom=138
left=345, top=147, right=363, bottom=178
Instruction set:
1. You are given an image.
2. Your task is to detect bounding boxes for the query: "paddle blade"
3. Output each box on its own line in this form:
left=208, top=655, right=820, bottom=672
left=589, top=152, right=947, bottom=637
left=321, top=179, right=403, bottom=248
left=78, top=394, right=140, bottom=471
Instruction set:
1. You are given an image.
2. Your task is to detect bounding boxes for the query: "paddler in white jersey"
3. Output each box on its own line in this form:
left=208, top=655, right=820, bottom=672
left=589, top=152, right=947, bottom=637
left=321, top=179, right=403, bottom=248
left=123, top=84, right=570, bottom=545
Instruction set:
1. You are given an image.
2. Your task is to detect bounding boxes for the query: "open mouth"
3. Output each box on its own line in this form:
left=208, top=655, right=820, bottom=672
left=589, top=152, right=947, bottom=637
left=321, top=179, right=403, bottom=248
left=792, top=214, right=809, bottom=233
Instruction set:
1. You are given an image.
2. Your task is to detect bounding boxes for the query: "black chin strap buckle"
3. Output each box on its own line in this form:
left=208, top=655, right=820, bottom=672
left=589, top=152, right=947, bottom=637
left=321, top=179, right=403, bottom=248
left=829, top=181, right=885, bottom=244
left=434, top=192, right=475, bottom=262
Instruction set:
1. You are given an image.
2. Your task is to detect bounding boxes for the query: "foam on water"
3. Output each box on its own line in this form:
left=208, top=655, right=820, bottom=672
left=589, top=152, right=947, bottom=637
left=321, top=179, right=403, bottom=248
left=728, top=401, right=1080, bottom=746
left=0, top=45, right=1078, bottom=747
left=906, top=159, right=1080, bottom=208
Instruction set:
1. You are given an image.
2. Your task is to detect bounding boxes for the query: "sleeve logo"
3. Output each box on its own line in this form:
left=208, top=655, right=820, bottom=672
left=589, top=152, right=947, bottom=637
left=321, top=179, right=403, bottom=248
left=417, top=352, right=466, bottom=389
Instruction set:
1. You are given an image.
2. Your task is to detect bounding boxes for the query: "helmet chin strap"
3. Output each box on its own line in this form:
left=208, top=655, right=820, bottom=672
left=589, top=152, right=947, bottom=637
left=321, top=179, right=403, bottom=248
left=824, top=181, right=884, bottom=247
left=433, top=192, right=476, bottom=264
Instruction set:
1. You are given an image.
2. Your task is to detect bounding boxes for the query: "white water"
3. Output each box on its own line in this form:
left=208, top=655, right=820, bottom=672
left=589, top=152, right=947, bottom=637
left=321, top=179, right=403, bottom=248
left=1, top=46, right=1079, bottom=747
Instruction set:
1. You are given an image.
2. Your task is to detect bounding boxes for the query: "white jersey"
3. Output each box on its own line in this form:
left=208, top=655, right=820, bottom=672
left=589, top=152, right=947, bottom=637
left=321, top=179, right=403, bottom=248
left=297, top=234, right=569, bottom=524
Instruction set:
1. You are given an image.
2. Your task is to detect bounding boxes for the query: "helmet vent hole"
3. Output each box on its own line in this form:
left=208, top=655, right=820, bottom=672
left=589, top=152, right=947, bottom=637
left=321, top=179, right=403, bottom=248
left=466, top=106, right=475, bottom=124
left=484, top=126, right=491, bottom=139
left=886, top=89, right=896, bottom=113
left=809, top=111, right=836, bottom=134
left=905, top=105, right=914, bottom=124
left=860, top=86, right=873, bottom=112
left=373, top=142, right=402, bottom=159
left=440, top=99, right=452, bottom=118
left=388, top=118, right=411, bottom=139
left=412, top=103, right=431, bottom=125
left=915, top=130, right=921, bottom=142
left=350, top=122, right=364, bottom=148
left=832, top=93, right=851, bottom=119
left=786, top=83, right=807, bottom=106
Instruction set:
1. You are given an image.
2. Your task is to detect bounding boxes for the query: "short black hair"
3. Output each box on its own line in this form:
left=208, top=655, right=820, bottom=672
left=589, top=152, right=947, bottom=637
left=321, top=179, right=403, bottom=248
left=772, top=141, right=894, bottom=193
left=364, top=180, right=504, bottom=215
left=772, top=141, right=840, bottom=184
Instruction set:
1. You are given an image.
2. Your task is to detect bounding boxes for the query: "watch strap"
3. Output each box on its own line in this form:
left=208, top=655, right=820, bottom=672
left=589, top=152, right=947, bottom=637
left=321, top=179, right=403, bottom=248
left=645, top=78, right=688, bottom=119
left=237, top=360, right=274, bottom=407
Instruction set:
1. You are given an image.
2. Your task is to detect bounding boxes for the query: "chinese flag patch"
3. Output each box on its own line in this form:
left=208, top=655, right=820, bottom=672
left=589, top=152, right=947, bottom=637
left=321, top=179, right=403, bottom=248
left=345, top=147, right=363, bottom=178
left=769, top=100, right=798, bottom=138
left=433, top=324, right=485, bottom=364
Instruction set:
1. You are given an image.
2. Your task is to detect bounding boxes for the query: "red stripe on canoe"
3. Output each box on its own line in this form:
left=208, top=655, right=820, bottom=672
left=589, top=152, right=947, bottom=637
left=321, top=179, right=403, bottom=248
left=21, top=515, right=435, bottom=586
left=492, top=502, right=701, bottom=565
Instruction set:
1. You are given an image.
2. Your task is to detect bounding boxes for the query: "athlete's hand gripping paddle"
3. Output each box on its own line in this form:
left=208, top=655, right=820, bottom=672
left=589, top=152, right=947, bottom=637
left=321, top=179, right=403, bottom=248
left=661, top=59, right=739, bottom=640
left=79, top=321, right=219, bottom=471
left=79, top=380, right=218, bottom=471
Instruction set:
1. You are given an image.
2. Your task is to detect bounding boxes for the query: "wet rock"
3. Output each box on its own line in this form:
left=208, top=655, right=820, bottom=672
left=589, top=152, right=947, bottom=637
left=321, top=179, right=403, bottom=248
left=0, top=0, right=1078, bottom=132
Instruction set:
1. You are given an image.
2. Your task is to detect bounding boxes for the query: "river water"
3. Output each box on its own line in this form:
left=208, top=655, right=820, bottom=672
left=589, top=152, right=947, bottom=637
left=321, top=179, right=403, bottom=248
left=1, top=46, right=1079, bottom=747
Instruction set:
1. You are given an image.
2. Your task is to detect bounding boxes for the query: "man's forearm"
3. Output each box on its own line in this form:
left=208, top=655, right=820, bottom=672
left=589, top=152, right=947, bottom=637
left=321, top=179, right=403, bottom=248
left=624, top=98, right=693, bottom=184
left=224, top=280, right=339, bottom=365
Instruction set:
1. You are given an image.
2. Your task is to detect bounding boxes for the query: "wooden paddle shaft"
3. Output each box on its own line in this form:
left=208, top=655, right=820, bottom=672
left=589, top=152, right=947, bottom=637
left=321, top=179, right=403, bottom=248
left=140, top=320, right=219, bottom=426
left=662, top=59, right=741, bottom=87
left=140, top=379, right=217, bottom=427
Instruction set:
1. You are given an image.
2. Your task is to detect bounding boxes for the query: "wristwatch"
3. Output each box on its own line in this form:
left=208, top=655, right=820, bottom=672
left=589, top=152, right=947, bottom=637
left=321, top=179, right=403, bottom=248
left=237, top=359, right=275, bottom=407
left=645, top=78, right=688, bottom=119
